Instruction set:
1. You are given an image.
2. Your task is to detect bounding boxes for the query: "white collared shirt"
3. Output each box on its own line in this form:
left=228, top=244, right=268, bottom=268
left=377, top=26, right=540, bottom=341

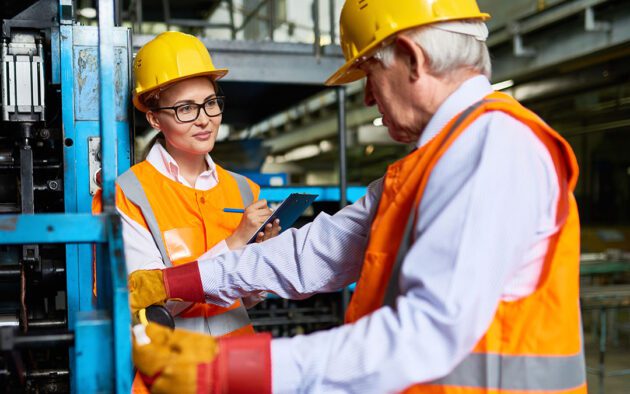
left=196, top=76, right=561, bottom=393
left=147, top=142, right=220, bottom=190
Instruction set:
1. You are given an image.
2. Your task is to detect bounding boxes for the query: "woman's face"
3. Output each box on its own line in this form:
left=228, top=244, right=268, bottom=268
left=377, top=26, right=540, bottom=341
left=146, top=76, right=222, bottom=157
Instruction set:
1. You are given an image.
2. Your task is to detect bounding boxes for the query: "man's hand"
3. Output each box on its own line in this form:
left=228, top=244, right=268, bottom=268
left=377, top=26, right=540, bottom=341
left=128, top=270, right=168, bottom=316
left=132, top=324, right=272, bottom=394
left=133, top=324, right=218, bottom=394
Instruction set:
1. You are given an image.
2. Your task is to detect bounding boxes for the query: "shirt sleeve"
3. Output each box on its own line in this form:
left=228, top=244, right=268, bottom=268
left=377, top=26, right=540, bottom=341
left=269, top=112, right=559, bottom=393
left=196, top=178, right=384, bottom=306
left=118, top=207, right=165, bottom=273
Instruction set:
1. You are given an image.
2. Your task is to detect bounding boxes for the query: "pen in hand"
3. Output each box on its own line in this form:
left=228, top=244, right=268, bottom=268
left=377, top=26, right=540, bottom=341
left=223, top=208, right=245, bottom=213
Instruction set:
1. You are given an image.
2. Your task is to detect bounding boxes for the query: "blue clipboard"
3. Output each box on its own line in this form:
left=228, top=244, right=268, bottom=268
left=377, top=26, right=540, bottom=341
left=247, top=193, right=318, bottom=244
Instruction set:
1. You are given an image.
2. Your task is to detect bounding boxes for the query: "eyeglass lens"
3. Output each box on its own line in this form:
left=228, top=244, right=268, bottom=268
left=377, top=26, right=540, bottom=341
left=176, top=97, right=224, bottom=122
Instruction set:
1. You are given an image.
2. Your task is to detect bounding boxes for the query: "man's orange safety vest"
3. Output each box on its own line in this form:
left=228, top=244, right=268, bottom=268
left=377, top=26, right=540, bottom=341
left=346, top=92, right=586, bottom=393
left=116, top=160, right=257, bottom=338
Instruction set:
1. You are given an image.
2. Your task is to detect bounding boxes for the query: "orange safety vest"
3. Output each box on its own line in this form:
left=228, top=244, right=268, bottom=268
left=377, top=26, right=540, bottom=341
left=346, top=92, right=586, bottom=393
left=116, top=160, right=257, bottom=338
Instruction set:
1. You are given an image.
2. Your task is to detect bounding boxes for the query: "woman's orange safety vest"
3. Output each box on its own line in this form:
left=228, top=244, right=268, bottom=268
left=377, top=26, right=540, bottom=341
left=346, top=92, right=586, bottom=393
left=116, top=160, right=257, bottom=338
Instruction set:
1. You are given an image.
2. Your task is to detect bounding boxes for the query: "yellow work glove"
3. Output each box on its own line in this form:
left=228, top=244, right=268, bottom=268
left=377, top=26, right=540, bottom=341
left=128, top=270, right=168, bottom=317
left=132, top=324, right=272, bottom=394
left=128, top=262, right=206, bottom=318
left=133, top=323, right=219, bottom=394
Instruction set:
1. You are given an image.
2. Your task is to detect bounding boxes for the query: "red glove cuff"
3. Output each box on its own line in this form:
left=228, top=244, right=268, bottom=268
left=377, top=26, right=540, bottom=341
left=213, top=333, right=272, bottom=394
left=163, top=262, right=205, bottom=303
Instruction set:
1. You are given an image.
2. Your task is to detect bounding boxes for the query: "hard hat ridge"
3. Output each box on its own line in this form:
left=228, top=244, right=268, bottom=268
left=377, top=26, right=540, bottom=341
left=132, top=31, right=228, bottom=112
left=326, top=0, right=490, bottom=86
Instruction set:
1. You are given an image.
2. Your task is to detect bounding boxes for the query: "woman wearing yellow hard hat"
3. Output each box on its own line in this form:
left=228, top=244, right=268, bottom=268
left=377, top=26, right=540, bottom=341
left=119, top=31, right=279, bottom=392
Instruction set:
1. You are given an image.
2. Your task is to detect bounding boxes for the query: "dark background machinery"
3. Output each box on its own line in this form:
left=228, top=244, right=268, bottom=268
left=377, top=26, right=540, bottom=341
left=1, top=1, right=70, bottom=391
left=1, top=0, right=133, bottom=392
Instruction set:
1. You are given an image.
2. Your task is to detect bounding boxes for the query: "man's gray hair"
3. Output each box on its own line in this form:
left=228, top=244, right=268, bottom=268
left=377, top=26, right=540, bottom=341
left=374, top=21, right=491, bottom=79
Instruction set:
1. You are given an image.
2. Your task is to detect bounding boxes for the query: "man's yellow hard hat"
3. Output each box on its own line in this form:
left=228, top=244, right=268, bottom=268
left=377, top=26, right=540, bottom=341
left=133, top=31, right=228, bottom=112
left=325, top=0, right=490, bottom=86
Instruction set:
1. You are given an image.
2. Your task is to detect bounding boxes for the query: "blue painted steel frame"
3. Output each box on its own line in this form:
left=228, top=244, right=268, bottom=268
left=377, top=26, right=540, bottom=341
left=95, top=1, right=132, bottom=392
left=56, top=0, right=132, bottom=391
left=260, top=185, right=368, bottom=203
left=0, top=214, right=107, bottom=243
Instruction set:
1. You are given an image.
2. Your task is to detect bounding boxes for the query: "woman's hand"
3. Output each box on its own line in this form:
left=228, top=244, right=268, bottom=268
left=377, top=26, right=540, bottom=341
left=253, top=219, right=281, bottom=243
left=226, top=200, right=278, bottom=249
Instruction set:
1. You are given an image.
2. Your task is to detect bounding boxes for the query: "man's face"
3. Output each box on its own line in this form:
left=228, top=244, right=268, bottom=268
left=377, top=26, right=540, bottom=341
left=360, top=57, right=423, bottom=144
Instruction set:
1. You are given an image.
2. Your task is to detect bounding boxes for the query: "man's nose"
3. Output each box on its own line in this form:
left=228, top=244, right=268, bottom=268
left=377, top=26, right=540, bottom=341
left=364, top=81, right=376, bottom=107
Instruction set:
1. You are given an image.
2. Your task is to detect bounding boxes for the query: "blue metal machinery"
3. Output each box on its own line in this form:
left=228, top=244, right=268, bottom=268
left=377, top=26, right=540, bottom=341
left=0, top=0, right=132, bottom=392
left=260, top=186, right=367, bottom=204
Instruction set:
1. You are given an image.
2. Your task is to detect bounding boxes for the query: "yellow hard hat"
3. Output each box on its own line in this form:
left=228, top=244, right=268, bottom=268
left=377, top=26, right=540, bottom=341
left=133, top=31, right=228, bottom=112
left=325, top=0, right=490, bottom=86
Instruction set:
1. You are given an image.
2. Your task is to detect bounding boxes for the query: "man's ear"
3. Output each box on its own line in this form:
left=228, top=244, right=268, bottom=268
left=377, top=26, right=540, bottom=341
left=146, top=111, right=160, bottom=131
left=394, top=35, right=425, bottom=81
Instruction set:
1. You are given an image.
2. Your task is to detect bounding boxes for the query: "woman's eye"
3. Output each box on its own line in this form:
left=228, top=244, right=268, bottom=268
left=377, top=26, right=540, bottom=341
left=205, top=99, right=217, bottom=108
left=179, top=105, right=194, bottom=113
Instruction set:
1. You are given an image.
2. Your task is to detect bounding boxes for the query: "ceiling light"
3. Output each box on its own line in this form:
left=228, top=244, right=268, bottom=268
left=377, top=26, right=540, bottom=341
left=78, top=7, right=97, bottom=19
left=319, top=140, right=332, bottom=152
left=373, top=117, right=383, bottom=127
left=274, top=144, right=321, bottom=163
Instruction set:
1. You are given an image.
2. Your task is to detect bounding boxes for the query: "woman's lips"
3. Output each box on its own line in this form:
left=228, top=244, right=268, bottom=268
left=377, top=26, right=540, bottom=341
left=193, top=131, right=212, bottom=141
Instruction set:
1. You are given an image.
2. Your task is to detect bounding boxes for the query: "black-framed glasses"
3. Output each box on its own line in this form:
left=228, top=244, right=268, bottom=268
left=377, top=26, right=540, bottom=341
left=153, top=96, right=225, bottom=122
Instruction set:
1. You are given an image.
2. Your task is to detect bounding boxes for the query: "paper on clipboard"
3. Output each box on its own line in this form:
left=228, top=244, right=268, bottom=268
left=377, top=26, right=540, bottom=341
left=247, top=193, right=318, bottom=244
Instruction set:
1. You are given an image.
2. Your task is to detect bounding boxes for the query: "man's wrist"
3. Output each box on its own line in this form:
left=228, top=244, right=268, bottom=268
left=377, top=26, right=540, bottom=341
left=213, top=333, right=272, bottom=394
left=162, top=262, right=205, bottom=303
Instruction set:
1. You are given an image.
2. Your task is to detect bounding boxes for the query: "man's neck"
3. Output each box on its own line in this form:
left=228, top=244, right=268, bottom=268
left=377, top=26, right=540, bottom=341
left=425, top=70, right=482, bottom=115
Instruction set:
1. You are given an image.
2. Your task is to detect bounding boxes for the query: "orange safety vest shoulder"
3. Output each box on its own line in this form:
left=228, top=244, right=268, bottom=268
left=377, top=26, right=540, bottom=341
left=346, top=92, right=586, bottom=393
left=116, top=160, right=258, bottom=337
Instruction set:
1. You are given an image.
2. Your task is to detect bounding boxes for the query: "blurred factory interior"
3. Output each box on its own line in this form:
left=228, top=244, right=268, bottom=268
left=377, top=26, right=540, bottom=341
left=0, top=0, right=629, bottom=392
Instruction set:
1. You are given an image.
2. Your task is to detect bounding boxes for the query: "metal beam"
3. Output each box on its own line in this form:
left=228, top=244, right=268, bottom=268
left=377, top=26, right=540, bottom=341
left=132, top=35, right=344, bottom=85
left=0, top=214, right=107, bottom=244
left=263, top=104, right=379, bottom=153
left=486, top=0, right=612, bottom=48
left=491, top=2, right=630, bottom=82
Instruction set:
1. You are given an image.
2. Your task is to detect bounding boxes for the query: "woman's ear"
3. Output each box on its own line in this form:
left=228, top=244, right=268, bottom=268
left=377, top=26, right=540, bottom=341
left=146, top=111, right=160, bottom=131
left=394, top=35, right=425, bottom=81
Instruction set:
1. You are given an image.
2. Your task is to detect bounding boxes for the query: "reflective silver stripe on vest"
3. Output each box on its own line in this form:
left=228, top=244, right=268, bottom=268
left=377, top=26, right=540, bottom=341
left=206, top=305, right=252, bottom=336
left=172, top=307, right=252, bottom=336
left=226, top=170, right=254, bottom=207
left=432, top=352, right=586, bottom=391
left=117, top=170, right=172, bottom=266
left=117, top=168, right=254, bottom=334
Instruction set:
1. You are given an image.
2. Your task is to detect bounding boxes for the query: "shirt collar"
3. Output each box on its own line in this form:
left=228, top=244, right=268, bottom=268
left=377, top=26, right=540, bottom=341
left=146, top=140, right=218, bottom=186
left=417, top=75, right=493, bottom=148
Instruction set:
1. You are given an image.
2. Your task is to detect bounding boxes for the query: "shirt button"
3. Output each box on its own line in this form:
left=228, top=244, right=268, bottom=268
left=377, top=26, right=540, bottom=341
left=200, top=196, right=205, bottom=204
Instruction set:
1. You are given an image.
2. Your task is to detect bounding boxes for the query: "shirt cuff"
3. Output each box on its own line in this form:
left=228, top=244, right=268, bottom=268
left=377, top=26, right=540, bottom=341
left=271, top=338, right=302, bottom=394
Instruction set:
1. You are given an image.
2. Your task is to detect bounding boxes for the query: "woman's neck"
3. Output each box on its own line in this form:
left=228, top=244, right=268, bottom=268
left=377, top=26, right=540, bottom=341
left=164, top=142, right=208, bottom=187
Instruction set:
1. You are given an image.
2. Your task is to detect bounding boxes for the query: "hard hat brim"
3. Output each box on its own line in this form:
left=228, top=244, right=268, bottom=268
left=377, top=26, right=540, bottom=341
left=133, top=68, right=229, bottom=112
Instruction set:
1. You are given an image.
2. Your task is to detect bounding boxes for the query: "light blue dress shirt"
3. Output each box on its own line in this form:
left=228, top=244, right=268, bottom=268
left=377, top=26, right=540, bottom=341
left=197, top=76, right=560, bottom=393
